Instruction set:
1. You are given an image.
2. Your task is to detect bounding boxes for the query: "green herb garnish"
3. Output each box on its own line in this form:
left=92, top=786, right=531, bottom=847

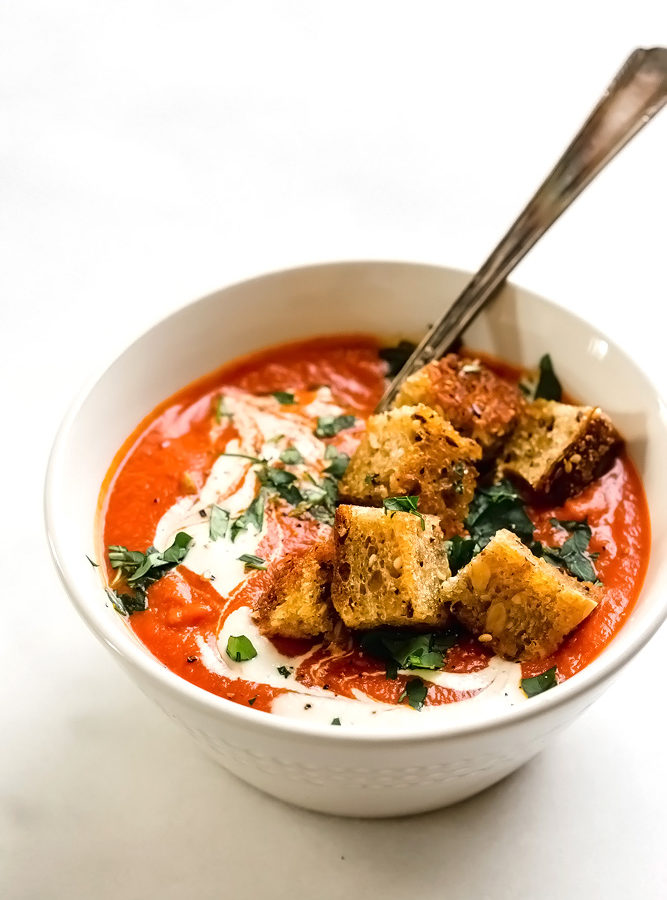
left=331, top=717, right=341, bottom=726
left=444, top=535, right=477, bottom=575
left=323, top=444, right=350, bottom=479
left=272, top=391, right=295, bottom=405
left=521, top=666, right=558, bottom=697
left=383, top=495, right=425, bottom=530
left=230, top=492, right=266, bottom=541
left=106, top=532, right=192, bottom=614
left=537, top=519, right=599, bottom=583
left=209, top=505, right=230, bottom=541
left=314, top=414, right=356, bottom=438
left=399, top=678, right=428, bottom=710
left=379, top=340, right=417, bottom=377
left=248, top=697, right=257, bottom=706
left=465, top=480, right=534, bottom=549
left=277, top=665, right=292, bottom=678
left=86, top=555, right=99, bottom=568
left=534, top=354, right=562, bottom=402
left=219, top=452, right=265, bottom=463
left=238, top=553, right=267, bottom=570
left=280, top=446, right=304, bottom=465
left=226, top=634, right=258, bottom=662
left=359, top=627, right=460, bottom=673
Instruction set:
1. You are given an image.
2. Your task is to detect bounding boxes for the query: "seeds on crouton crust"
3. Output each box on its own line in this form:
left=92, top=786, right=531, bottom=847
left=339, top=404, right=481, bottom=538
left=443, top=528, right=599, bottom=661
left=498, top=399, right=621, bottom=499
left=392, top=354, right=525, bottom=456
left=332, top=505, right=451, bottom=630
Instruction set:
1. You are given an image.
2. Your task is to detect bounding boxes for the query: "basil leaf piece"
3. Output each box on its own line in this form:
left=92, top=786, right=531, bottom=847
left=331, top=717, right=341, bottom=726
left=444, top=535, right=477, bottom=575
left=400, top=677, right=428, bottom=710
left=86, top=555, right=99, bottom=568
left=521, top=666, right=558, bottom=697
left=277, top=665, right=292, bottom=678
left=538, top=519, right=599, bottom=583
left=465, top=480, right=534, bottom=548
left=323, top=444, right=350, bottom=479
left=226, top=634, right=258, bottom=662
left=272, top=391, right=295, bottom=405
left=248, top=697, right=257, bottom=706
left=534, top=354, right=562, bottom=402
left=106, top=532, right=192, bottom=614
left=215, top=394, right=233, bottom=423
left=314, top=414, right=356, bottom=438
left=238, top=553, right=267, bottom=570
left=383, top=495, right=425, bottom=530
left=219, top=452, right=264, bottom=463
left=209, top=505, right=230, bottom=541
left=280, top=446, right=304, bottom=465
left=230, top=492, right=266, bottom=541
left=379, top=340, right=417, bottom=377
left=359, top=626, right=460, bottom=672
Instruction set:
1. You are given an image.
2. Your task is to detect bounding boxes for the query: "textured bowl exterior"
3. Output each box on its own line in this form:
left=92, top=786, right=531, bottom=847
left=45, top=261, right=667, bottom=817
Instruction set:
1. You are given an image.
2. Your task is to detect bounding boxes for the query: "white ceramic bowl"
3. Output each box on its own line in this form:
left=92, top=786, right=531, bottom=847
left=45, top=261, right=667, bottom=818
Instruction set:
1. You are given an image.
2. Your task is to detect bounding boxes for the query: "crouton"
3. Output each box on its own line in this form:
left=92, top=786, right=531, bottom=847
left=332, top=505, right=451, bottom=629
left=339, top=404, right=481, bottom=538
left=393, top=354, right=524, bottom=456
left=498, top=399, right=621, bottom=499
left=254, top=540, right=335, bottom=639
left=444, top=529, right=599, bottom=660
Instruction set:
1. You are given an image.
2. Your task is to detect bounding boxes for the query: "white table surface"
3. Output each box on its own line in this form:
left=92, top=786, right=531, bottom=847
left=2, top=3, right=666, bottom=898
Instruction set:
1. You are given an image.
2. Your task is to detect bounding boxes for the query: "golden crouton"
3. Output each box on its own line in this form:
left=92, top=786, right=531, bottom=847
left=332, top=505, right=451, bottom=630
left=498, top=399, right=621, bottom=499
left=339, top=404, right=481, bottom=538
left=254, top=540, right=335, bottom=639
left=444, top=529, right=599, bottom=660
left=393, top=354, right=524, bottom=456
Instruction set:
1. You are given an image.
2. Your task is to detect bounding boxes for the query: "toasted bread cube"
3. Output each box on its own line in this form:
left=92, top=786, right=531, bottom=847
left=498, top=399, right=620, bottom=499
left=332, top=505, right=450, bottom=629
left=444, top=529, right=599, bottom=660
left=254, top=540, right=335, bottom=639
left=339, top=404, right=481, bottom=538
left=393, top=354, right=524, bottom=456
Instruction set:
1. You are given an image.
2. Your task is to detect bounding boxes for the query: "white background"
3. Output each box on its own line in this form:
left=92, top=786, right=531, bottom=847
left=2, top=3, right=666, bottom=898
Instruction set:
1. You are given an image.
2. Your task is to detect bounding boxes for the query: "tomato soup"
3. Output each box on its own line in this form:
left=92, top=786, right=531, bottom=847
left=98, top=335, right=649, bottom=727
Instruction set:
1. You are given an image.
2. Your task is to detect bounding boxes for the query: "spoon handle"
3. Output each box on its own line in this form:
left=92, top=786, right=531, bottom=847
left=377, top=46, right=667, bottom=412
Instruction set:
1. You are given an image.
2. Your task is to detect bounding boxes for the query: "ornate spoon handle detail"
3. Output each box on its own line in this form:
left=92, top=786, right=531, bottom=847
left=377, top=47, right=667, bottom=412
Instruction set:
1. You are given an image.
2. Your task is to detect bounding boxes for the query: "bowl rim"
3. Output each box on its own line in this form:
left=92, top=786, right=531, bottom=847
left=44, top=258, right=666, bottom=745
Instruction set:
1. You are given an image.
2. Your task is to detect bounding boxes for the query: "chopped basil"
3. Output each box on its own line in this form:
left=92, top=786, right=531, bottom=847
left=272, top=391, right=295, bottom=405
left=537, top=519, right=599, bottom=583
left=277, top=665, right=292, bottom=678
left=230, top=492, right=266, bottom=541
left=219, top=452, right=265, bottom=463
left=383, top=495, right=425, bottom=530
left=86, top=555, right=99, bottom=568
left=400, top=678, right=428, bottom=710
left=534, top=354, right=563, bottom=402
left=521, top=666, right=558, bottom=697
left=209, top=505, right=230, bottom=541
left=105, top=587, right=148, bottom=616
left=323, top=444, right=350, bottom=479
left=291, top=474, right=338, bottom=526
left=465, top=480, right=534, bottom=549
left=314, top=414, right=356, bottom=438
left=238, top=553, right=267, bottom=570
left=280, top=446, right=304, bottom=465
left=444, top=535, right=477, bottom=575
left=248, top=697, right=257, bottom=706
left=359, top=627, right=460, bottom=673
left=106, top=532, right=192, bottom=614
left=257, top=464, right=303, bottom=506
left=226, top=634, right=258, bottom=662
left=379, top=340, right=417, bottom=377
left=331, top=717, right=341, bottom=726
left=215, top=394, right=233, bottom=423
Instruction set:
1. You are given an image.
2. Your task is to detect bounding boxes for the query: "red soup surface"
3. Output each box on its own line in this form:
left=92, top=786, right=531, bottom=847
left=99, top=335, right=650, bottom=715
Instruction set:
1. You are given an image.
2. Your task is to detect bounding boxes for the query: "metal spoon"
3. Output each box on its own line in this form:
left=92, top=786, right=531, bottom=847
left=377, top=46, right=667, bottom=412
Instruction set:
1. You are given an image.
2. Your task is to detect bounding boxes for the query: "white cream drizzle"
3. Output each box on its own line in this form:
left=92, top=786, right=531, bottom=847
left=152, top=386, right=527, bottom=728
